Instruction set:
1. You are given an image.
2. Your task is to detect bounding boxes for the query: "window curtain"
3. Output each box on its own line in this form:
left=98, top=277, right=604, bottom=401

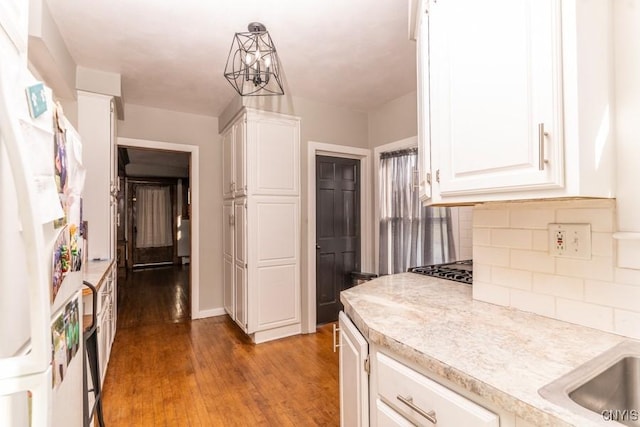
left=135, top=186, right=173, bottom=248
left=378, top=148, right=455, bottom=275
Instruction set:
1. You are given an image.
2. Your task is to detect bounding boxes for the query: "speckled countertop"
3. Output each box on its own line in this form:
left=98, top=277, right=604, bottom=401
left=340, top=273, right=632, bottom=427
left=82, top=259, right=115, bottom=294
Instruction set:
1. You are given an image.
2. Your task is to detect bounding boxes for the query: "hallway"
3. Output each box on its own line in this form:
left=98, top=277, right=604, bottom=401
left=102, top=266, right=340, bottom=426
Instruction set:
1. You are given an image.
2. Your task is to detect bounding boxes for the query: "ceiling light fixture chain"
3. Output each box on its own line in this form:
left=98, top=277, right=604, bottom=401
left=223, top=22, right=285, bottom=96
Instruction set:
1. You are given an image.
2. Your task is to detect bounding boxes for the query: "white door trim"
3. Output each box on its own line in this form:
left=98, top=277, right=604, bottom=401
left=117, top=137, right=201, bottom=319
left=306, top=141, right=372, bottom=333
left=373, top=136, right=418, bottom=275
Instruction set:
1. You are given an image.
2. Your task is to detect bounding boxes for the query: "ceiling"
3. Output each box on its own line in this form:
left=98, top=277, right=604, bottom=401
left=120, top=147, right=190, bottom=178
left=45, top=0, right=416, bottom=117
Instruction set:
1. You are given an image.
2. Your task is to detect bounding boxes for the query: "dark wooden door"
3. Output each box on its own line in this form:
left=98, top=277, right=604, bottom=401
left=316, top=156, right=360, bottom=325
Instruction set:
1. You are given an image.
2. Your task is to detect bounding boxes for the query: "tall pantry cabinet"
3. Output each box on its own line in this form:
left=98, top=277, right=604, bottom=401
left=222, top=108, right=301, bottom=344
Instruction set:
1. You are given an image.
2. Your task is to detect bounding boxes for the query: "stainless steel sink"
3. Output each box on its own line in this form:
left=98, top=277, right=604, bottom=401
left=539, top=340, right=640, bottom=426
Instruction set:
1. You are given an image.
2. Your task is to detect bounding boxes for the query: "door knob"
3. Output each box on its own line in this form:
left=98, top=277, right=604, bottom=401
left=316, top=244, right=321, bottom=250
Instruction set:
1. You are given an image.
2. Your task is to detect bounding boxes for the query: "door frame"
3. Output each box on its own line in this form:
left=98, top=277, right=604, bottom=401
left=306, top=142, right=372, bottom=333
left=117, top=137, right=201, bottom=320
left=373, top=136, right=418, bottom=275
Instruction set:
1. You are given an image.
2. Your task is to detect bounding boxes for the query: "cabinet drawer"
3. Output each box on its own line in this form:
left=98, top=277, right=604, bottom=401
left=376, top=398, right=415, bottom=427
left=376, top=352, right=498, bottom=427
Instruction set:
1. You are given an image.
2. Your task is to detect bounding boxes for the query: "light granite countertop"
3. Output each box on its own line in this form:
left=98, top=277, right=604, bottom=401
left=340, top=273, right=633, bottom=427
left=82, top=259, right=115, bottom=294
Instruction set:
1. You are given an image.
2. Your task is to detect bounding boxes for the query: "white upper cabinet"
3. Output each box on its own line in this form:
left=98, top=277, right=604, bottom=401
left=222, top=118, right=247, bottom=199
left=416, top=0, right=615, bottom=204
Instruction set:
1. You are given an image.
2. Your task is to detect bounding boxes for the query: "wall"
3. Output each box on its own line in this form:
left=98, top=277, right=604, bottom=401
left=472, top=199, right=640, bottom=340
left=117, top=104, right=220, bottom=314
left=367, top=91, right=417, bottom=149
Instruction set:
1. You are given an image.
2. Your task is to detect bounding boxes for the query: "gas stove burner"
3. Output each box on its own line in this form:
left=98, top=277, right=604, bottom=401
left=409, top=260, right=473, bottom=284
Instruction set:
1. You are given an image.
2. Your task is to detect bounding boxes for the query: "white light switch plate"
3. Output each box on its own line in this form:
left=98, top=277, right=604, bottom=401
left=548, top=223, right=592, bottom=259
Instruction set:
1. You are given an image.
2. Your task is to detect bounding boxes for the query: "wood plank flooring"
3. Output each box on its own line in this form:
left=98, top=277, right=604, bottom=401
left=103, top=266, right=340, bottom=426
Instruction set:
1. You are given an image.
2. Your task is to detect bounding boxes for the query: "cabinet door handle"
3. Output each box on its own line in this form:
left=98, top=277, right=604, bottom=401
left=397, top=395, right=437, bottom=424
left=332, top=324, right=341, bottom=352
left=538, top=123, right=549, bottom=170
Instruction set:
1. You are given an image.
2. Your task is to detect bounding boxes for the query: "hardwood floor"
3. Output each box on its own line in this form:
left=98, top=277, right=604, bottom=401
left=103, top=266, right=340, bottom=426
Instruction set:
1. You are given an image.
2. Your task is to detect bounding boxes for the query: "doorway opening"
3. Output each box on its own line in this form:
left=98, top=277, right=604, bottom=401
left=117, top=137, right=200, bottom=320
left=315, top=155, right=361, bottom=325
left=306, top=142, right=373, bottom=333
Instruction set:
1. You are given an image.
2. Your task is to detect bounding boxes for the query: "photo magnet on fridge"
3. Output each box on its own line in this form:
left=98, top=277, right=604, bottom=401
left=25, top=83, right=47, bottom=119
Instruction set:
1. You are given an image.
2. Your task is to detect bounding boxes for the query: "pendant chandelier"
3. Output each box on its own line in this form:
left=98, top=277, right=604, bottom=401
left=224, top=22, right=284, bottom=96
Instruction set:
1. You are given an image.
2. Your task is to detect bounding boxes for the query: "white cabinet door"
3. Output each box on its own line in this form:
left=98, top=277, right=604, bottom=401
left=78, top=92, right=116, bottom=260
left=234, top=199, right=247, bottom=330
left=247, top=112, right=300, bottom=197
left=339, top=311, right=369, bottom=427
left=416, top=0, right=432, bottom=203
left=222, top=200, right=234, bottom=316
left=234, top=119, right=246, bottom=197
left=429, top=0, right=563, bottom=199
left=222, top=127, right=234, bottom=199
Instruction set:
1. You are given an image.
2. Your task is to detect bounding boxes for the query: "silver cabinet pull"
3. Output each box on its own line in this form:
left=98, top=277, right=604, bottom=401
left=538, top=123, right=549, bottom=170
left=332, top=324, right=341, bottom=352
left=397, top=395, right=437, bottom=424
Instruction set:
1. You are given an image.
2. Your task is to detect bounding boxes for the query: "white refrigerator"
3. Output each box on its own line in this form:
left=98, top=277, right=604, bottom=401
left=0, top=20, right=85, bottom=427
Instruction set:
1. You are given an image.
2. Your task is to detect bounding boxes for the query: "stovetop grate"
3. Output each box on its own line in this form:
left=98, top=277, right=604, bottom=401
left=409, top=260, right=473, bottom=284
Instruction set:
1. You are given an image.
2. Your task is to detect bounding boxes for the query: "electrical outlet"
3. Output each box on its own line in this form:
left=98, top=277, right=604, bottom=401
left=548, top=223, right=592, bottom=259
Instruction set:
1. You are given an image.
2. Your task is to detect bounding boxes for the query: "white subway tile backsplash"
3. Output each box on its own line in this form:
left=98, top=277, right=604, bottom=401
left=556, top=298, right=614, bottom=332
left=614, top=309, right=640, bottom=340
left=473, top=282, right=511, bottom=306
left=473, top=209, right=509, bottom=228
left=473, top=228, right=491, bottom=246
left=614, top=267, right=640, bottom=287
left=490, top=228, right=532, bottom=249
left=474, top=263, right=491, bottom=283
left=510, top=249, right=555, bottom=273
left=585, top=280, right=640, bottom=311
left=532, top=273, right=584, bottom=300
left=591, top=232, right=614, bottom=257
left=556, top=256, right=614, bottom=282
left=532, top=230, right=548, bottom=252
left=510, top=209, right=555, bottom=229
left=510, top=290, right=555, bottom=318
left=491, top=267, right=532, bottom=290
left=556, top=208, right=614, bottom=232
left=472, top=199, right=639, bottom=339
left=474, top=246, right=510, bottom=267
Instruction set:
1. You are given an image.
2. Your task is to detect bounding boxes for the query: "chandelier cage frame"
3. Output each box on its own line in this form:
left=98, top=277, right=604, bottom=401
left=224, top=23, right=285, bottom=96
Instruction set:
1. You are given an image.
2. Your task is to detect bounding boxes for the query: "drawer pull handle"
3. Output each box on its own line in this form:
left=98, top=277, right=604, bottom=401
left=332, top=324, right=341, bottom=352
left=397, top=395, right=437, bottom=424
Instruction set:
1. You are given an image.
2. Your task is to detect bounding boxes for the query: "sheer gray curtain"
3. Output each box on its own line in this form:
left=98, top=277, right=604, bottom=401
left=136, top=185, right=173, bottom=248
left=378, top=148, right=455, bottom=275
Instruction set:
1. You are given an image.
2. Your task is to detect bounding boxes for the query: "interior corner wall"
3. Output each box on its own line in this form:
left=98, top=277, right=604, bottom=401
left=117, top=104, right=221, bottom=314
left=367, top=91, right=417, bottom=149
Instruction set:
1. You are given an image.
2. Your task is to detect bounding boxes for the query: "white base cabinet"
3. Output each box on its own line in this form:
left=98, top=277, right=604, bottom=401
left=338, top=311, right=369, bottom=427
left=415, top=0, right=615, bottom=205
left=222, top=108, right=301, bottom=343
left=339, top=311, right=546, bottom=427
left=374, top=351, right=498, bottom=427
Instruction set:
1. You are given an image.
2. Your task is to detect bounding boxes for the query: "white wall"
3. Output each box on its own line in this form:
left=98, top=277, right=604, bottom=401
left=117, top=104, right=221, bottom=313
left=368, top=91, right=417, bottom=149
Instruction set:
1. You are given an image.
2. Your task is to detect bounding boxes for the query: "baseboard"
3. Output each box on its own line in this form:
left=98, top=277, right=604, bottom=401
left=193, top=307, right=226, bottom=319
left=251, top=323, right=302, bottom=344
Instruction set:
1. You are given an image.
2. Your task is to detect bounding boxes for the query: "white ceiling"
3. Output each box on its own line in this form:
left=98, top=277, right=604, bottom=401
left=45, top=0, right=416, bottom=117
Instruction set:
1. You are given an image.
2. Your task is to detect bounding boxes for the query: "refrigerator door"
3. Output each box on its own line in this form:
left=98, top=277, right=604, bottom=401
left=0, top=56, right=52, bottom=380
